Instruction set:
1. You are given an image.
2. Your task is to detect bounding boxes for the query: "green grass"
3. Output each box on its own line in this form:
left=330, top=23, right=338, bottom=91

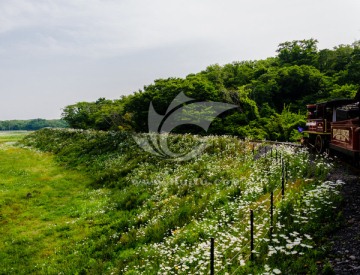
left=0, top=133, right=113, bottom=274
left=0, top=130, right=341, bottom=274
left=0, top=131, right=30, bottom=144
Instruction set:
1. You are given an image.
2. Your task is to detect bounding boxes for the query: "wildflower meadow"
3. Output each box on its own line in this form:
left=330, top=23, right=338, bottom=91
left=0, top=129, right=343, bottom=274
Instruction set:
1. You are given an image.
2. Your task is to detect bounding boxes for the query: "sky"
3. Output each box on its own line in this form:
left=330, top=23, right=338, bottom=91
left=0, top=0, right=359, bottom=120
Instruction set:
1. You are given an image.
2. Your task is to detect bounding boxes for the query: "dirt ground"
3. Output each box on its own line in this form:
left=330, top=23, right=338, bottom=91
left=326, top=163, right=360, bottom=274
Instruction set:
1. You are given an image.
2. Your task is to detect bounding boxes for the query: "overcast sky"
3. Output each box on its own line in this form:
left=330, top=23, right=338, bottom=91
left=0, top=0, right=359, bottom=120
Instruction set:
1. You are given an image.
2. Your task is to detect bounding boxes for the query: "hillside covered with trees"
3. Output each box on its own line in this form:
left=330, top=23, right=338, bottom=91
left=62, top=39, right=360, bottom=141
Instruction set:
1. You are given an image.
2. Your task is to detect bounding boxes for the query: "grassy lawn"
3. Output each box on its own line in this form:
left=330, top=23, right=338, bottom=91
left=0, top=133, right=109, bottom=274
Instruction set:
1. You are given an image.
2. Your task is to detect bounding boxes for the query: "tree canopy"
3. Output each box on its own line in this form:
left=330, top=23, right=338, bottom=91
left=61, top=39, right=360, bottom=141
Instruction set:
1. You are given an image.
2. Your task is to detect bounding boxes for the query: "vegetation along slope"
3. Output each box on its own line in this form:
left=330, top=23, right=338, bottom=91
left=0, top=129, right=343, bottom=274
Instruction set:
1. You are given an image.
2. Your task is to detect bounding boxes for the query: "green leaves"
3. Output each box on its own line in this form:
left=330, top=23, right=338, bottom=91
left=263, top=105, right=306, bottom=142
left=277, top=39, right=319, bottom=66
left=59, top=38, right=360, bottom=141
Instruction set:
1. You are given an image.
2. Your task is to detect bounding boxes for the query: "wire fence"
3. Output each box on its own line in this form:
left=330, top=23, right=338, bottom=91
left=203, top=144, right=290, bottom=275
left=162, top=140, right=311, bottom=274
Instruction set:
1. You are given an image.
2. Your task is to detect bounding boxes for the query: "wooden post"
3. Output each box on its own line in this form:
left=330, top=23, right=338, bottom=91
left=270, top=191, right=274, bottom=238
left=210, top=237, right=214, bottom=275
left=250, top=210, right=254, bottom=261
left=281, top=159, right=285, bottom=199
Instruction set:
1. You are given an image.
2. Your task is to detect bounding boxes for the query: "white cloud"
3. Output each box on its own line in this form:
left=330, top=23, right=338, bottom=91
left=0, top=1, right=323, bottom=57
left=1, top=0, right=225, bottom=57
left=0, top=0, right=360, bottom=119
left=1, top=0, right=359, bottom=60
left=1, top=0, right=359, bottom=59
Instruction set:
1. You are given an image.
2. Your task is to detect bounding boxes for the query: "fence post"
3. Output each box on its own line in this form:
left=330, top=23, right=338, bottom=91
left=281, top=159, right=285, bottom=199
left=270, top=191, right=274, bottom=239
left=210, top=237, right=214, bottom=275
left=250, top=210, right=254, bottom=261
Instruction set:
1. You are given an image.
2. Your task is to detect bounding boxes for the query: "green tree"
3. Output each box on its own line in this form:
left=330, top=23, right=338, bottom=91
left=62, top=102, right=97, bottom=129
left=221, top=61, right=256, bottom=89
left=92, top=98, right=126, bottom=130
left=200, top=64, right=225, bottom=90
left=124, top=76, right=220, bottom=132
left=347, top=45, right=360, bottom=84
left=328, top=84, right=359, bottom=99
left=264, top=105, right=306, bottom=141
left=277, top=39, right=318, bottom=66
left=56, top=38, right=360, bottom=140
left=273, top=65, right=328, bottom=111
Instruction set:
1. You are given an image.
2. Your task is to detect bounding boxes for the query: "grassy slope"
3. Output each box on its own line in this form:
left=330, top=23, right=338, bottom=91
left=0, top=130, right=342, bottom=274
left=0, top=133, right=112, bottom=274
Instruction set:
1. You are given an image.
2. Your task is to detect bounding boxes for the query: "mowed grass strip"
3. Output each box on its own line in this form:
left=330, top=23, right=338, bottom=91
left=0, top=133, right=107, bottom=274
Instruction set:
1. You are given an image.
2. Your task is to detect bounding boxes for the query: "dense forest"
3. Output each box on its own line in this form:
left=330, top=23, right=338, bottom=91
left=0, top=119, right=68, bottom=131
left=62, top=39, right=360, bottom=141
